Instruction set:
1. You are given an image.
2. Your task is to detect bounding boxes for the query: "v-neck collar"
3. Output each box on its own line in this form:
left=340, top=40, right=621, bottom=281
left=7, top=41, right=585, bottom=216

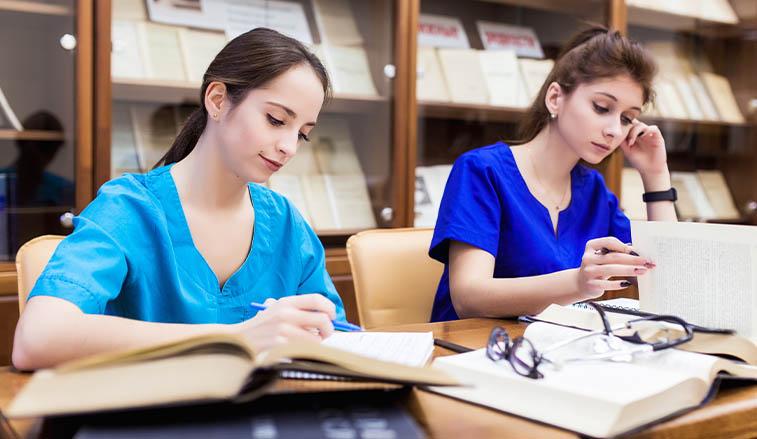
left=147, top=165, right=261, bottom=293
left=505, top=145, right=581, bottom=239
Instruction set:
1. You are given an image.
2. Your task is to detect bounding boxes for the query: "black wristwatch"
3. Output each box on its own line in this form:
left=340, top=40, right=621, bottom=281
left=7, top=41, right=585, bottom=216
left=642, top=187, right=677, bottom=203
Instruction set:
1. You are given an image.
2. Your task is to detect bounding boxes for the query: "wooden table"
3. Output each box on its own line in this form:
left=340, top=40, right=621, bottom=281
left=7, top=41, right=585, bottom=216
left=2, top=318, right=757, bottom=438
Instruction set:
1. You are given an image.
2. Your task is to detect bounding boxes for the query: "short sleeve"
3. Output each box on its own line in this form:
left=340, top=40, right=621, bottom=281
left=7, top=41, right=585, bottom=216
left=291, top=207, right=347, bottom=322
left=608, top=189, right=632, bottom=244
left=429, top=153, right=502, bottom=264
left=28, top=216, right=128, bottom=314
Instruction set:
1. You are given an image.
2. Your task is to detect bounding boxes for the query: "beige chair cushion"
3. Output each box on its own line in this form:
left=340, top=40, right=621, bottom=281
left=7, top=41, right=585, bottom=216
left=15, top=235, right=65, bottom=313
left=346, top=228, right=443, bottom=329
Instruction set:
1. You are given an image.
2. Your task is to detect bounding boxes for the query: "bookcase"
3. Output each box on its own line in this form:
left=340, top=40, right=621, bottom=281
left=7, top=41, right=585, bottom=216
left=0, top=0, right=93, bottom=365
left=0, top=0, right=756, bottom=364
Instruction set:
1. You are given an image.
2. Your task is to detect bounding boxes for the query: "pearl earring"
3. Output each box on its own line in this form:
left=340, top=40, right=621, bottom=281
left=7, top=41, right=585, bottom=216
left=550, top=113, right=556, bottom=120
left=213, top=113, right=217, bottom=118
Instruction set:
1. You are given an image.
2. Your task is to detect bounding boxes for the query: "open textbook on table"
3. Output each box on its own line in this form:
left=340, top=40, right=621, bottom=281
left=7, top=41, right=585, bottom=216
left=428, top=322, right=757, bottom=438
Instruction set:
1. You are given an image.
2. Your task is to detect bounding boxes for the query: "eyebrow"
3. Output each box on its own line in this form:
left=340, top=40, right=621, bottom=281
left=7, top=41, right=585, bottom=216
left=266, top=101, right=316, bottom=126
left=597, top=92, right=642, bottom=112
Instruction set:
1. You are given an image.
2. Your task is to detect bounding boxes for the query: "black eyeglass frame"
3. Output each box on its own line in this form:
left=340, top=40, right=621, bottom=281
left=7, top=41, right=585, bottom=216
left=588, top=302, right=698, bottom=351
left=486, top=326, right=544, bottom=379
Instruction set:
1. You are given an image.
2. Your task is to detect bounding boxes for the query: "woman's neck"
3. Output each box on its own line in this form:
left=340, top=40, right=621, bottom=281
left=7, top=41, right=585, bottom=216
left=521, top=125, right=580, bottom=186
left=170, top=132, right=250, bottom=210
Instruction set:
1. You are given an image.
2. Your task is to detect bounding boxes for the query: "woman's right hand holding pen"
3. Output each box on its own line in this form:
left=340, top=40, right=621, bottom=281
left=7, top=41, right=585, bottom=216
left=235, top=294, right=336, bottom=352
left=576, top=237, right=655, bottom=300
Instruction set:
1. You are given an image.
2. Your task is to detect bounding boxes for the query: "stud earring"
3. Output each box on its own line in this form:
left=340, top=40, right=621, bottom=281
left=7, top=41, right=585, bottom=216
left=212, top=113, right=218, bottom=118
left=550, top=113, right=557, bottom=120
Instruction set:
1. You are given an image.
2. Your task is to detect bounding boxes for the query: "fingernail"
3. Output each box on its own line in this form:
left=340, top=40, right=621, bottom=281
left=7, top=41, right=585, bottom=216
left=630, top=250, right=640, bottom=257
left=634, top=267, right=647, bottom=274
left=620, top=281, right=632, bottom=287
left=644, top=260, right=656, bottom=268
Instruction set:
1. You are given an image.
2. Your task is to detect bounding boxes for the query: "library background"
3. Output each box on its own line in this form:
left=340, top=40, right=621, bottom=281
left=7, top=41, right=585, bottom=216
left=0, top=0, right=755, bottom=365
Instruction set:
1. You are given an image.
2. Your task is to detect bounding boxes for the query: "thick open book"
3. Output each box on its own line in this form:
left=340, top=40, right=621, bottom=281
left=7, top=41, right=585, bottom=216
left=429, top=322, right=757, bottom=438
left=6, top=332, right=456, bottom=419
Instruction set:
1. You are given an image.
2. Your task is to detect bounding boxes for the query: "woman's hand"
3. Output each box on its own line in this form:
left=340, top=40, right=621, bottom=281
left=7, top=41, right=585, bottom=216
left=576, top=237, right=654, bottom=300
left=619, top=119, right=668, bottom=178
left=236, top=294, right=336, bottom=352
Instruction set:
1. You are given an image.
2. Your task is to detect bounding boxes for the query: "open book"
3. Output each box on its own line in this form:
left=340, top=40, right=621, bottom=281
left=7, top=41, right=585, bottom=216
left=6, top=332, right=456, bottom=419
left=429, top=322, right=757, bottom=438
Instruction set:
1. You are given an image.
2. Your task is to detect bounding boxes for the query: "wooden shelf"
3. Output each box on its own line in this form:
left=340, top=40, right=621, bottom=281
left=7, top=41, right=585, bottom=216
left=642, top=116, right=751, bottom=129
left=111, top=78, right=389, bottom=113
left=0, top=129, right=65, bottom=141
left=0, top=0, right=71, bottom=16
left=476, top=0, right=603, bottom=17
left=627, top=5, right=738, bottom=35
left=418, top=101, right=527, bottom=123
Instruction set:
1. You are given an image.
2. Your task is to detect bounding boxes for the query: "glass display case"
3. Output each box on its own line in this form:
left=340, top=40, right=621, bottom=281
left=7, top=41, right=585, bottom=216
left=624, top=0, right=757, bottom=225
left=0, top=0, right=92, bottom=365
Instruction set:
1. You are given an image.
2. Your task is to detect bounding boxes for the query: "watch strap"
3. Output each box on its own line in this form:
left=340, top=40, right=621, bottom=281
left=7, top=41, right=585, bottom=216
left=642, top=187, right=677, bottom=203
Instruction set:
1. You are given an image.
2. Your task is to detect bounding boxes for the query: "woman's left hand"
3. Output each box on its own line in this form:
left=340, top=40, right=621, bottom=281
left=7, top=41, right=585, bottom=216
left=619, top=119, right=668, bottom=176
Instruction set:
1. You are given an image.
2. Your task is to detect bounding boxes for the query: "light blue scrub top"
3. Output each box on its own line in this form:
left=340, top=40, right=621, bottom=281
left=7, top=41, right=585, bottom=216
left=28, top=165, right=346, bottom=324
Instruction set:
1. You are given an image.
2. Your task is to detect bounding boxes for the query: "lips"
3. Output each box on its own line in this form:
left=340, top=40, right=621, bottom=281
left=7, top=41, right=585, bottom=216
left=260, top=154, right=282, bottom=172
left=591, top=142, right=611, bottom=152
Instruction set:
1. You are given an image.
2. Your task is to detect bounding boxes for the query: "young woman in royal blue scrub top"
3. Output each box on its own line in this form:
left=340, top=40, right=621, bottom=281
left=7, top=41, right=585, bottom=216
left=13, top=28, right=346, bottom=370
left=429, top=27, right=678, bottom=322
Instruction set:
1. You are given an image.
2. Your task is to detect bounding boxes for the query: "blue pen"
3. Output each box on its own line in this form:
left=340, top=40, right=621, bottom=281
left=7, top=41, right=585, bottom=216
left=249, top=302, right=363, bottom=332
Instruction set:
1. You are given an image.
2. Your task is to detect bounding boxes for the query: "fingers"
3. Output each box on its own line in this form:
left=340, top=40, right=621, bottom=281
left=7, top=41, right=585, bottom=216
left=628, top=120, right=661, bottom=146
left=585, top=237, right=632, bottom=255
left=589, top=279, right=635, bottom=292
left=276, top=294, right=337, bottom=319
left=583, top=263, right=649, bottom=278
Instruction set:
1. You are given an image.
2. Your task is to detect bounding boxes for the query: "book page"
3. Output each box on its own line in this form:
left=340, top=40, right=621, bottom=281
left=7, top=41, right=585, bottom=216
left=323, top=332, right=434, bottom=367
left=111, top=104, right=141, bottom=179
left=301, top=174, right=338, bottom=230
left=437, top=48, right=489, bottom=105
left=671, top=171, right=715, bottom=219
left=413, top=171, right=437, bottom=228
left=324, top=174, right=377, bottom=229
left=476, top=21, right=544, bottom=58
left=111, top=20, right=145, bottom=79
left=137, top=22, right=187, bottom=81
left=178, top=28, right=227, bottom=83
left=416, top=47, right=450, bottom=102
left=311, top=0, right=363, bottom=46
left=224, top=0, right=312, bottom=44
left=696, top=170, right=740, bottom=220
left=310, top=116, right=363, bottom=175
left=279, top=142, right=320, bottom=175
left=673, top=75, right=703, bottom=120
left=268, top=174, right=313, bottom=226
left=0, top=86, right=22, bottom=130
left=689, top=74, right=720, bottom=121
left=479, top=49, right=528, bottom=108
left=654, top=79, right=689, bottom=119
left=112, top=0, right=147, bottom=20
left=417, top=14, right=470, bottom=49
left=518, top=58, right=554, bottom=104
left=631, top=221, right=757, bottom=338
left=320, top=44, right=378, bottom=96
left=701, top=72, right=744, bottom=123
left=130, top=104, right=177, bottom=171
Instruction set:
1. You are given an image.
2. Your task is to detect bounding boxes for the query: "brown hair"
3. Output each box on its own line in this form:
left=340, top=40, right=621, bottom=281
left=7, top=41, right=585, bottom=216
left=156, top=28, right=331, bottom=168
left=514, top=26, right=657, bottom=145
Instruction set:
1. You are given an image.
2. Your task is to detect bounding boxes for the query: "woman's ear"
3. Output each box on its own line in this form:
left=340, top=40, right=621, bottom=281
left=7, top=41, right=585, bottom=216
left=204, top=81, right=226, bottom=122
left=544, top=81, right=563, bottom=119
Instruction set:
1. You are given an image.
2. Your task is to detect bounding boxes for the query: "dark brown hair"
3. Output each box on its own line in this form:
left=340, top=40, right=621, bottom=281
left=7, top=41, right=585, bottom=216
left=514, top=26, right=657, bottom=145
left=156, top=28, right=331, bottom=168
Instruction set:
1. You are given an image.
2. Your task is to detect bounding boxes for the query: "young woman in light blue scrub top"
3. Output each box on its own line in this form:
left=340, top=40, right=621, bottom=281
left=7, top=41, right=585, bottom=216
left=13, top=28, right=346, bottom=370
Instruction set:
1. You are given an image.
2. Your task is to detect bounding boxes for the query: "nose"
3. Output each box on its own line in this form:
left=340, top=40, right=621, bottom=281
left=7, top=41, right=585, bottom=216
left=603, top=118, right=623, bottom=142
left=277, top=131, right=299, bottom=158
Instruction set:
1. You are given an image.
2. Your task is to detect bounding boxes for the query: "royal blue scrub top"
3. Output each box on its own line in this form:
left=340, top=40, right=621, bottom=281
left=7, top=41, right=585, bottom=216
left=28, top=165, right=346, bottom=323
left=429, top=142, right=631, bottom=322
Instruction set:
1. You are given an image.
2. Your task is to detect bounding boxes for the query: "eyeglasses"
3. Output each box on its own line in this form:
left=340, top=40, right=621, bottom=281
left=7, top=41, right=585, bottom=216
left=487, top=303, right=732, bottom=379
